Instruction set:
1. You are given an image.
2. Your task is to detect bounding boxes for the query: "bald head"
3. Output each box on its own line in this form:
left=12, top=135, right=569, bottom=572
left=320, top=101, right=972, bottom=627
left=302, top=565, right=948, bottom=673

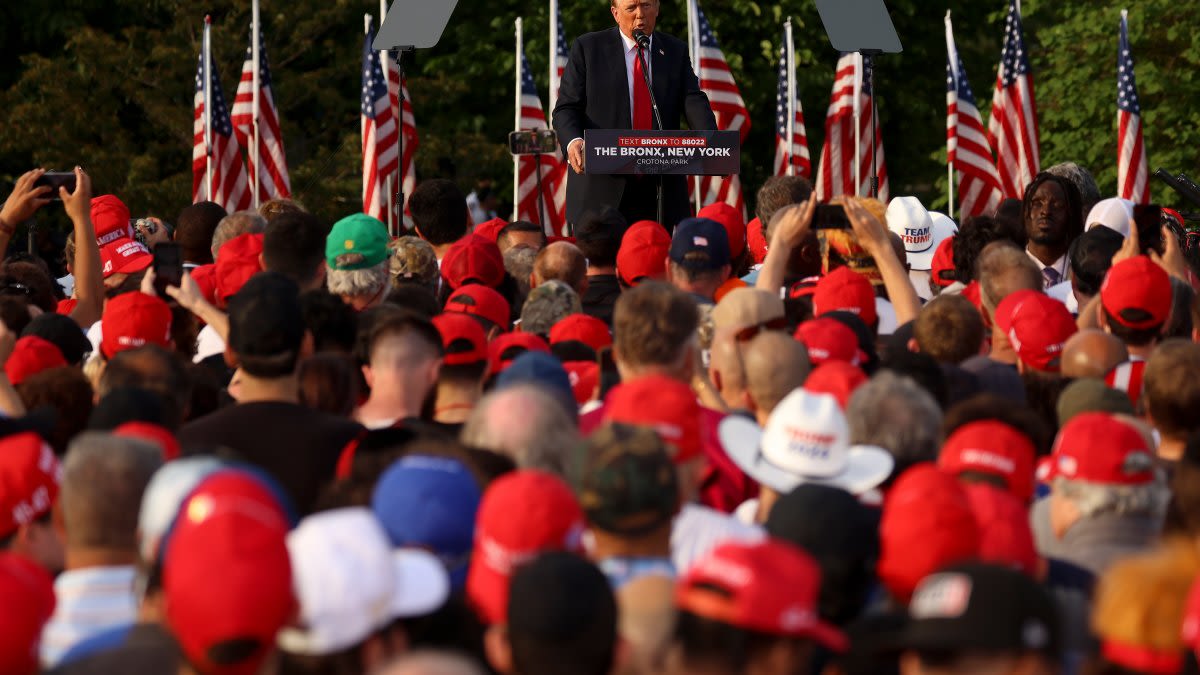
left=617, top=575, right=675, bottom=675
left=377, top=651, right=486, bottom=675
left=743, top=332, right=810, bottom=422
left=708, top=327, right=746, bottom=408
left=460, top=384, right=579, bottom=476
left=1061, top=329, right=1129, bottom=379
left=978, top=241, right=1042, bottom=314
left=532, top=241, right=588, bottom=295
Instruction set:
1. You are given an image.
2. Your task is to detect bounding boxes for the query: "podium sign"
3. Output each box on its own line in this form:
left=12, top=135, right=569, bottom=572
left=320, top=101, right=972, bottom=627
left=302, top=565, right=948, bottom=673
left=584, top=130, right=740, bottom=176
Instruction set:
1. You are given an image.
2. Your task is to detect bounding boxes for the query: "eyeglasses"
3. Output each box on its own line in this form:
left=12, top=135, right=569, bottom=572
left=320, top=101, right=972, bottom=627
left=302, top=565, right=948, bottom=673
left=734, top=316, right=788, bottom=342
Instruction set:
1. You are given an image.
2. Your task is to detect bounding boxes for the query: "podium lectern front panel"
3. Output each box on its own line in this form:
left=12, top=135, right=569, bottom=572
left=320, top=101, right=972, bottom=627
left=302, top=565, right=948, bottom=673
left=584, top=130, right=740, bottom=176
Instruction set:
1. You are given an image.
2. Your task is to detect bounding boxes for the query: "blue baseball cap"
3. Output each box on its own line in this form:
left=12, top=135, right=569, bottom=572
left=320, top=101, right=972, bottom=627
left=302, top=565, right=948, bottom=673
left=371, top=455, right=481, bottom=588
left=669, top=217, right=731, bottom=271
left=494, top=350, right=577, bottom=418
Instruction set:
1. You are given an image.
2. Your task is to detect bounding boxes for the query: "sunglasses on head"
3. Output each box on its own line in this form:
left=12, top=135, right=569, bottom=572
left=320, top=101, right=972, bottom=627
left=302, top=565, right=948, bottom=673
left=735, top=317, right=788, bottom=342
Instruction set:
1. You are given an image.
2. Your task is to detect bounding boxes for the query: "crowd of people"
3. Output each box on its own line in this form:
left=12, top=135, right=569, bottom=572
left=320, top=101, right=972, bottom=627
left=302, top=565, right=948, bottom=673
left=1, top=161, right=1200, bottom=675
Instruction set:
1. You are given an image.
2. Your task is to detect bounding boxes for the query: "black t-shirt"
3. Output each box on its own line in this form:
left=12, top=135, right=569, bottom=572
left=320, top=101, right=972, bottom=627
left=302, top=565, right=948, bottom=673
left=582, top=273, right=621, bottom=326
left=178, top=401, right=364, bottom=515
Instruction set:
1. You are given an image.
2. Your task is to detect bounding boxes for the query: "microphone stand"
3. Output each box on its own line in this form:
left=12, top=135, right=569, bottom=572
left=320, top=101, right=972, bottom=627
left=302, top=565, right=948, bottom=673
left=634, top=34, right=665, bottom=227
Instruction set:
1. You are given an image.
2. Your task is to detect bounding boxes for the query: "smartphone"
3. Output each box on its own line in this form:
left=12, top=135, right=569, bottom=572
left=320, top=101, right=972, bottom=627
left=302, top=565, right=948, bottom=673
left=508, top=129, right=560, bottom=156
left=813, top=204, right=851, bottom=230
left=152, top=243, right=183, bottom=298
left=32, top=172, right=76, bottom=200
left=1132, top=204, right=1164, bottom=254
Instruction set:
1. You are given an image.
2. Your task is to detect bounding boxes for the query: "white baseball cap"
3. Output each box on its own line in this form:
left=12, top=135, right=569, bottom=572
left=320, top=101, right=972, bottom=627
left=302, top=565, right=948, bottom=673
left=719, top=389, right=894, bottom=495
left=1086, top=197, right=1134, bottom=238
left=277, top=507, right=450, bottom=655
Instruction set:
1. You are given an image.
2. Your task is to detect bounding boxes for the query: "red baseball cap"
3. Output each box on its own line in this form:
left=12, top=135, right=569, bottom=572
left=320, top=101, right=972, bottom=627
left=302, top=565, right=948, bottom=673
left=795, top=317, right=863, bottom=367
left=698, top=203, right=746, bottom=259
left=813, top=267, right=877, bottom=326
left=549, top=314, right=612, bottom=353
left=1182, top=576, right=1200, bottom=656
left=803, top=361, right=868, bottom=410
left=746, top=217, right=768, bottom=265
left=101, top=292, right=173, bottom=359
left=962, top=483, right=1038, bottom=577
left=617, top=220, right=671, bottom=287
left=466, top=470, right=585, bottom=625
left=114, top=421, right=181, bottom=462
left=603, top=374, right=702, bottom=463
left=446, top=284, right=511, bottom=332
left=938, top=421, right=1036, bottom=501
left=433, top=313, right=488, bottom=366
left=442, top=234, right=505, bottom=290
left=563, top=361, right=600, bottom=405
left=0, top=552, right=55, bottom=675
left=474, top=217, right=509, bottom=243
left=91, top=194, right=133, bottom=248
left=1100, top=256, right=1172, bottom=330
left=99, top=239, right=152, bottom=279
left=215, top=233, right=265, bottom=305
left=994, top=290, right=1077, bottom=372
left=676, top=539, right=847, bottom=650
left=189, top=264, right=220, bottom=307
left=1044, top=412, right=1155, bottom=486
left=878, top=464, right=980, bottom=604
left=164, top=471, right=296, bottom=675
left=930, top=236, right=957, bottom=288
left=4, top=336, right=67, bottom=386
left=486, top=332, right=550, bottom=377
left=0, top=432, right=61, bottom=539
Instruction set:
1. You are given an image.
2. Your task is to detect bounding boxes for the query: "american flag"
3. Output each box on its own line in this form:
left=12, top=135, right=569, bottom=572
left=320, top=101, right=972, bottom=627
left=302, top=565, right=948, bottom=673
left=384, top=45, right=418, bottom=228
left=946, top=14, right=1003, bottom=219
left=689, top=0, right=749, bottom=214
left=362, top=17, right=399, bottom=223
left=773, top=25, right=810, bottom=178
left=515, top=52, right=566, bottom=235
left=1116, top=11, right=1149, bottom=204
left=549, top=0, right=568, bottom=231
left=987, top=0, right=1040, bottom=200
left=814, top=53, right=889, bottom=201
left=193, top=39, right=251, bottom=212
left=232, top=26, right=292, bottom=204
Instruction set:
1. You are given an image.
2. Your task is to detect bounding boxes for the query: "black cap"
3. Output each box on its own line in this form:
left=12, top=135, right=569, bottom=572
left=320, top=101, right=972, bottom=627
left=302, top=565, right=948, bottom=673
left=23, top=312, right=93, bottom=364
left=227, top=272, right=304, bottom=358
left=668, top=218, right=731, bottom=271
left=507, top=552, right=616, bottom=651
left=889, top=562, right=1060, bottom=659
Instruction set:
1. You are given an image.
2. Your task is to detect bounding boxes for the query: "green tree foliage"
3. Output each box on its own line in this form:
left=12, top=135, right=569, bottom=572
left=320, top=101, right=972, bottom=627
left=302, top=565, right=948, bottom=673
left=1, top=0, right=1196, bottom=228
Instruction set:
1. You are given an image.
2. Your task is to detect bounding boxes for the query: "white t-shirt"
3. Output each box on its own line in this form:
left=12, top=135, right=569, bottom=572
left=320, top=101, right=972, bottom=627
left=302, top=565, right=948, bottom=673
left=671, top=503, right=764, bottom=573
left=193, top=324, right=226, bottom=363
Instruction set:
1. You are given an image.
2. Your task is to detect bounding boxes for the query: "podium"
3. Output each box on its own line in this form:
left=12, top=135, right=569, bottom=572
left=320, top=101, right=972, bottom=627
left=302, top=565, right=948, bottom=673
left=584, top=129, right=741, bottom=226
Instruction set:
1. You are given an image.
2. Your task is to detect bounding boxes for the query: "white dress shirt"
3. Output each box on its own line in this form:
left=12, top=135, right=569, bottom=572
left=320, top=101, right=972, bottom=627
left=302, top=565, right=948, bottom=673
left=1026, top=249, right=1068, bottom=289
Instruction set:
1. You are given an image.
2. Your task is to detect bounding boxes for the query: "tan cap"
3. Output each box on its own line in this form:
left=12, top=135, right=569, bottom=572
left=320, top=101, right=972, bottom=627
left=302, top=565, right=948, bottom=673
left=388, top=236, right=438, bottom=286
left=712, top=287, right=785, bottom=331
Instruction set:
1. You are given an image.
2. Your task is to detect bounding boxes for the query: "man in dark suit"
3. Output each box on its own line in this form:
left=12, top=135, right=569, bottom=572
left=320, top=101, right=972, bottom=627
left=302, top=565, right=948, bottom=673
left=552, top=0, right=717, bottom=230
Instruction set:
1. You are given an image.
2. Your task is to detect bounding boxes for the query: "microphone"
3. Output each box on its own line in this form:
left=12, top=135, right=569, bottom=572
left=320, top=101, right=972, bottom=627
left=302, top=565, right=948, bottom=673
left=633, top=29, right=650, bottom=50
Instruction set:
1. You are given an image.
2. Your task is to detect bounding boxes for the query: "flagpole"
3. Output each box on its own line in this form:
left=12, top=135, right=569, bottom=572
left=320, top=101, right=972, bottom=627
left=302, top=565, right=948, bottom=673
left=364, top=13, right=372, bottom=219
left=686, top=0, right=701, bottom=210
left=514, top=18, right=523, bottom=219
left=785, top=17, right=796, bottom=177
left=852, top=52, right=863, bottom=197
left=549, top=0, right=559, bottom=113
left=380, top=0, right=395, bottom=233
left=203, top=16, right=214, bottom=203
left=945, top=10, right=955, bottom=221
left=251, top=0, right=261, bottom=208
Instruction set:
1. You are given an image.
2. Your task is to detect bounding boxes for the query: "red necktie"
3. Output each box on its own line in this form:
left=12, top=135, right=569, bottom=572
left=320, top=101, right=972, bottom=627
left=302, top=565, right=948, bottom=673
left=632, top=47, right=652, bottom=129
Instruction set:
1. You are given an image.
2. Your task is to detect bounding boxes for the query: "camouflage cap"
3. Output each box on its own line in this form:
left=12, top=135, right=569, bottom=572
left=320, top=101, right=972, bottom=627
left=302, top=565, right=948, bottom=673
left=520, top=280, right=582, bottom=337
left=387, top=236, right=439, bottom=287
left=579, top=423, right=679, bottom=536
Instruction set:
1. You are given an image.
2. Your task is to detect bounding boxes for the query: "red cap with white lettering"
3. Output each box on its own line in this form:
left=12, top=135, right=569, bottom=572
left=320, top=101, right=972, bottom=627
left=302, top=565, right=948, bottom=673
left=938, top=421, right=1036, bottom=502
left=0, top=432, right=61, bottom=539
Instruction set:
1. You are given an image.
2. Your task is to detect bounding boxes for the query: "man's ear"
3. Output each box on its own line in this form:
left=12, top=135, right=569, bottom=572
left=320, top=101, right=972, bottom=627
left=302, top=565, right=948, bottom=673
left=299, top=330, right=315, bottom=360
left=484, top=624, right=514, bottom=675
left=1097, top=303, right=1110, bottom=333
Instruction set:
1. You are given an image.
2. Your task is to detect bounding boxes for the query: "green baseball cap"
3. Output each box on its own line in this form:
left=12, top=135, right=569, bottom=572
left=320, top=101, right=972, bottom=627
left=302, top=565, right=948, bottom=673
left=326, top=214, right=389, bottom=271
left=579, top=423, right=679, bottom=536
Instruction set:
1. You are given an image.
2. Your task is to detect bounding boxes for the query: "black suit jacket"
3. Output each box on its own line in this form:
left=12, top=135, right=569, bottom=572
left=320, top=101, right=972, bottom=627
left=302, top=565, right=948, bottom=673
left=552, top=27, right=717, bottom=229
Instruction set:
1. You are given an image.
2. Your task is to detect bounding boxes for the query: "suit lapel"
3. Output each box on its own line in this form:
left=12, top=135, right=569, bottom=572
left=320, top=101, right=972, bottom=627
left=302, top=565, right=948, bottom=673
left=613, top=27, right=632, bottom=129
left=651, top=37, right=667, bottom=128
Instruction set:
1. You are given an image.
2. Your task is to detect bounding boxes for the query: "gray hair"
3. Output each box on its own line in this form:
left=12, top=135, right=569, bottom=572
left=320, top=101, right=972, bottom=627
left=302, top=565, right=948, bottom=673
left=460, top=384, right=579, bottom=477
left=1053, top=475, right=1170, bottom=520
left=847, top=371, right=942, bottom=471
left=211, top=210, right=267, bottom=260
left=505, top=244, right=539, bottom=301
left=1045, top=162, right=1101, bottom=217
left=62, top=432, right=164, bottom=552
left=326, top=259, right=390, bottom=299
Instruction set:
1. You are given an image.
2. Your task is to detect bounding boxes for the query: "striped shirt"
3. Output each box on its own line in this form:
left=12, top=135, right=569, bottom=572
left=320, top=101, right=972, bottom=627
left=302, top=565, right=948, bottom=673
left=40, top=565, right=138, bottom=668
